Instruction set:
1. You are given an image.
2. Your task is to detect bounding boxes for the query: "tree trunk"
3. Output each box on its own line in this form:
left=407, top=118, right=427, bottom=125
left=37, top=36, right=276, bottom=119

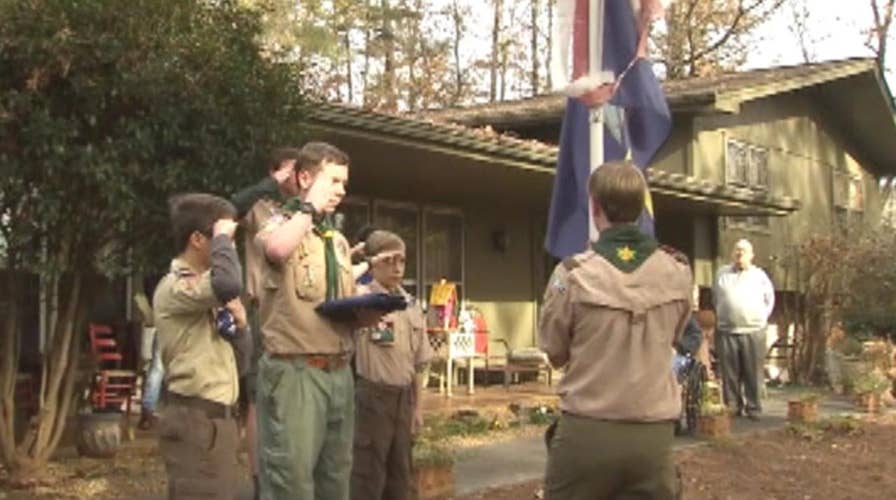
left=344, top=29, right=354, bottom=102
left=546, top=0, right=553, bottom=90
left=6, top=270, right=85, bottom=481
left=0, top=269, right=21, bottom=466
left=530, top=0, right=539, bottom=95
left=380, top=0, right=397, bottom=111
left=362, top=0, right=373, bottom=107
left=490, top=0, right=503, bottom=102
left=451, top=0, right=464, bottom=104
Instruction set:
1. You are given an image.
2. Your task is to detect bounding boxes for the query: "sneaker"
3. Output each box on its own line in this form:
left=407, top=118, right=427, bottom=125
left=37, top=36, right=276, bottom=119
left=137, top=409, right=157, bottom=430
left=746, top=411, right=761, bottom=421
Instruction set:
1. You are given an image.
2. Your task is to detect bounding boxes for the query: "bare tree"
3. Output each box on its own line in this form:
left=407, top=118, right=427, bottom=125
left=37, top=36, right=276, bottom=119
left=530, top=0, right=540, bottom=95
left=655, top=0, right=787, bottom=78
left=788, top=0, right=815, bottom=63
left=490, top=0, right=503, bottom=102
left=865, top=0, right=896, bottom=71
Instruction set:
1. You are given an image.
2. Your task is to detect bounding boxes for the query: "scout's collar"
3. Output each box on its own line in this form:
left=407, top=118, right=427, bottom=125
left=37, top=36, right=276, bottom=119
left=591, top=224, right=657, bottom=273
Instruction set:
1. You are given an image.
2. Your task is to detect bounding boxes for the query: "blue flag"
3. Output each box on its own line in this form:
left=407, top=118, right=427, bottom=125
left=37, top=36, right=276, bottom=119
left=545, top=0, right=672, bottom=259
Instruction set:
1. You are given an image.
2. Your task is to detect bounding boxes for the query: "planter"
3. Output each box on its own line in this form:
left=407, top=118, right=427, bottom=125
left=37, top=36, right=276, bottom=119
left=76, top=412, right=123, bottom=458
left=697, top=414, right=731, bottom=438
left=787, top=401, right=819, bottom=423
left=412, top=463, right=454, bottom=500
left=855, top=393, right=881, bottom=413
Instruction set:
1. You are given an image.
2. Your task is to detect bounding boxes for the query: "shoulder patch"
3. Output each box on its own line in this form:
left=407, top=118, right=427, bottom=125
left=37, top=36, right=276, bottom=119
left=561, top=257, right=581, bottom=272
left=660, top=245, right=690, bottom=266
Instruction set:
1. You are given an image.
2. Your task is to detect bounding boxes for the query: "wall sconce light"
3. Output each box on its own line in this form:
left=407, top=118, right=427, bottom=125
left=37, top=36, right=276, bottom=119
left=491, top=229, right=509, bottom=253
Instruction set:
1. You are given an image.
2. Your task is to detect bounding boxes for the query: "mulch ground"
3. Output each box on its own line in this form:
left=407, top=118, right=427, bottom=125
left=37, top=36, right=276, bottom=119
left=3, top=414, right=895, bottom=499
left=458, top=414, right=896, bottom=500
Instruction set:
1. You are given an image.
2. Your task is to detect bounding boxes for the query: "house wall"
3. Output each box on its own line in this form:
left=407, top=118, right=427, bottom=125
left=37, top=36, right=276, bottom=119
left=690, top=93, right=886, bottom=290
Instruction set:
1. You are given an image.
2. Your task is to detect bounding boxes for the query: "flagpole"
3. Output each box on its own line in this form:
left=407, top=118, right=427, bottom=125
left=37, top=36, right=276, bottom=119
left=588, top=0, right=605, bottom=244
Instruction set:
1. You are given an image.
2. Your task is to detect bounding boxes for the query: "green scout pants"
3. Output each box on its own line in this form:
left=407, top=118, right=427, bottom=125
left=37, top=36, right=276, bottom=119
left=544, top=413, right=680, bottom=500
left=158, top=401, right=240, bottom=500
left=350, top=377, right=414, bottom=500
left=257, top=354, right=355, bottom=500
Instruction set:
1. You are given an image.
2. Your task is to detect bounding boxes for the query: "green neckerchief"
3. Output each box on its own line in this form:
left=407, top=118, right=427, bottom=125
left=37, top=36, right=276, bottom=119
left=591, top=224, right=658, bottom=273
left=281, top=197, right=340, bottom=300
left=315, top=215, right=340, bottom=301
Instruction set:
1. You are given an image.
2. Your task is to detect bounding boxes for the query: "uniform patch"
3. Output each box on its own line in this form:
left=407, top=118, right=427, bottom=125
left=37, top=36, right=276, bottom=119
left=616, top=245, right=636, bottom=262
left=550, top=275, right=567, bottom=293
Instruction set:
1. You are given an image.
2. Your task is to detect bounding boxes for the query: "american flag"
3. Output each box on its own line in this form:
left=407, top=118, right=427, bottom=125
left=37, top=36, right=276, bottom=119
left=545, top=0, right=672, bottom=259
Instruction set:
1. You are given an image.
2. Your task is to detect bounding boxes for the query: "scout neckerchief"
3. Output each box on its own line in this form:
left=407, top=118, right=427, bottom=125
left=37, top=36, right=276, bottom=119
left=282, top=198, right=341, bottom=300
left=591, top=224, right=658, bottom=273
left=315, top=215, right=340, bottom=301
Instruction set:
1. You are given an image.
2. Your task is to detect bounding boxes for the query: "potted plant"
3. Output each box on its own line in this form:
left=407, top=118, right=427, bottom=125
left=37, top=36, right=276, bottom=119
left=787, top=392, right=822, bottom=423
left=412, top=439, right=455, bottom=500
left=852, top=371, right=889, bottom=413
left=696, top=380, right=730, bottom=438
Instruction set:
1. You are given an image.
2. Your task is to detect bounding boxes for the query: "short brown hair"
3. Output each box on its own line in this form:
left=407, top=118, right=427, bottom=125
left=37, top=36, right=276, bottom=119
left=364, top=230, right=405, bottom=257
left=588, top=161, right=646, bottom=224
left=168, top=193, right=237, bottom=252
left=267, top=147, right=302, bottom=173
left=297, top=141, right=350, bottom=173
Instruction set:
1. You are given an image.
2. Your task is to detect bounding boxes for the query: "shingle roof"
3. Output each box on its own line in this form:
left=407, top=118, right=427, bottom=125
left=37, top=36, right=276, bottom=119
left=306, top=101, right=800, bottom=214
left=423, top=58, right=879, bottom=127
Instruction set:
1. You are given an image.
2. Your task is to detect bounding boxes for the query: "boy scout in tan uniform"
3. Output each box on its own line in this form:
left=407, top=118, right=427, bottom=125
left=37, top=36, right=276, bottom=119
left=230, top=147, right=302, bottom=499
left=350, top=230, right=433, bottom=500
left=255, top=142, right=381, bottom=500
left=539, top=162, right=692, bottom=500
left=152, top=194, right=247, bottom=500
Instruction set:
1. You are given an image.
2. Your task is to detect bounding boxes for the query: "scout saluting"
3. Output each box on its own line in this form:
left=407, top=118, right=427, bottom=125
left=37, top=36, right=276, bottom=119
left=350, top=230, right=433, bottom=500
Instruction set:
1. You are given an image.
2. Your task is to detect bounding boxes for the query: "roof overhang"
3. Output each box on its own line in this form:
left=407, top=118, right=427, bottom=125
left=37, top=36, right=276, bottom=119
left=306, top=102, right=800, bottom=215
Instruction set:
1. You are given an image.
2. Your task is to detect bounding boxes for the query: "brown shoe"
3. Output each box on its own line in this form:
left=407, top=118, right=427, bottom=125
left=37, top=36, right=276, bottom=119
left=137, top=409, right=156, bottom=430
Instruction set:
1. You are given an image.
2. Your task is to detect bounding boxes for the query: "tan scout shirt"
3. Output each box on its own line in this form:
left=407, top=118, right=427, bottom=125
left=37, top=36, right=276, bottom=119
left=539, top=249, right=692, bottom=422
left=256, top=214, right=357, bottom=355
left=153, top=258, right=239, bottom=405
left=354, top=281, right=433, bottom=387
left=243, top=198, right=279, bottom=303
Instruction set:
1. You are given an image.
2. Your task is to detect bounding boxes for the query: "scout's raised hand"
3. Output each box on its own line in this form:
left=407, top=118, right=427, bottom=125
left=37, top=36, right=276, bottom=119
left=213, top=218, right=238, bottom=239
left=304, top=171, right=333, bottom=214
left=271, top=160, right=295, bottom=185
left=368, top=249, right=404, bottom=266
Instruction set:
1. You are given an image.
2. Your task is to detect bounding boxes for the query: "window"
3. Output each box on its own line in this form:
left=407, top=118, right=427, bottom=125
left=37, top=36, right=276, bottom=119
left=373, top=201, right=420, bottom=295
left=725, top=139, right=769, bottom=191
left=725, top=139, right=771, bottom=230
left=336, top=197, right=371, bottom=245
left=423, top=208, right=464, bottom=306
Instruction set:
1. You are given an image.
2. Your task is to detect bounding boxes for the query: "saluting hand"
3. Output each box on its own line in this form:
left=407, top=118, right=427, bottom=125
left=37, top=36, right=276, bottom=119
left=271, top=160, right=296, bottom=185
left=213, top=219, right=238, bottom=239
left=304, top=173, right=332, bottom=214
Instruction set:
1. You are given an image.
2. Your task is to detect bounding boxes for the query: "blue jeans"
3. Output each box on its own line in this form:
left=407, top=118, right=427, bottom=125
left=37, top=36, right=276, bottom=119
left=142, top=333, right=164, bottom=412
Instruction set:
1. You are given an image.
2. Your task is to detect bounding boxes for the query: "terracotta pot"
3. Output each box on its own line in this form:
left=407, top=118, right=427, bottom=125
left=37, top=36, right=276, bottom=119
left=697, top=414, right=731, bottom=438
left=76, top=412, right=122, bottom=458
left=787, top=401, right=819, bottom=423
left=855, top=393, right=880, bottom=413
left=412, top=463, right=454, bottom=500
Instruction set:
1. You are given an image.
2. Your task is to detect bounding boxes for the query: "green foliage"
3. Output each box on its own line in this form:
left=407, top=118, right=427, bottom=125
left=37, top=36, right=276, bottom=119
left=852, top=371, right=890, bottom=395
left=0, top=0, right=306, bottom=276
left=787, top=415, right=864, bottom=442
left=412, top=438, right=455, bottom=467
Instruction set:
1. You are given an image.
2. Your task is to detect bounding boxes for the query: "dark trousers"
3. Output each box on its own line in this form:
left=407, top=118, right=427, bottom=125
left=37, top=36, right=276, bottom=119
left=544, top=413, right=679, bottom=500
left=716, top=331, right=764, bottom=414
left=350, top=377, right=414, bottom=500
left=158, top=399, right=240, bottom=499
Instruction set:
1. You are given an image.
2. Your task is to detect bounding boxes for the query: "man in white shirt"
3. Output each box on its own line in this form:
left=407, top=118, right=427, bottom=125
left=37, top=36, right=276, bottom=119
left=713, top=239, right=775, bottom=420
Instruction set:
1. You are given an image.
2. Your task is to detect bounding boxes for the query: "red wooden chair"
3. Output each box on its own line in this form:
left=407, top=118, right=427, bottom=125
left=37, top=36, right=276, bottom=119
left=87, top=323, right=137, bottom=415
left=88, top=323, right=123, bottom=368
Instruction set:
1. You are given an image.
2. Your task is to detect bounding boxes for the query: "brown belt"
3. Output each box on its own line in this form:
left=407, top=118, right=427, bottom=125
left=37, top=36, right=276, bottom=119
left=270, top=353, right=350, bottom=372
left=165, top=391, right=236, bottom=419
